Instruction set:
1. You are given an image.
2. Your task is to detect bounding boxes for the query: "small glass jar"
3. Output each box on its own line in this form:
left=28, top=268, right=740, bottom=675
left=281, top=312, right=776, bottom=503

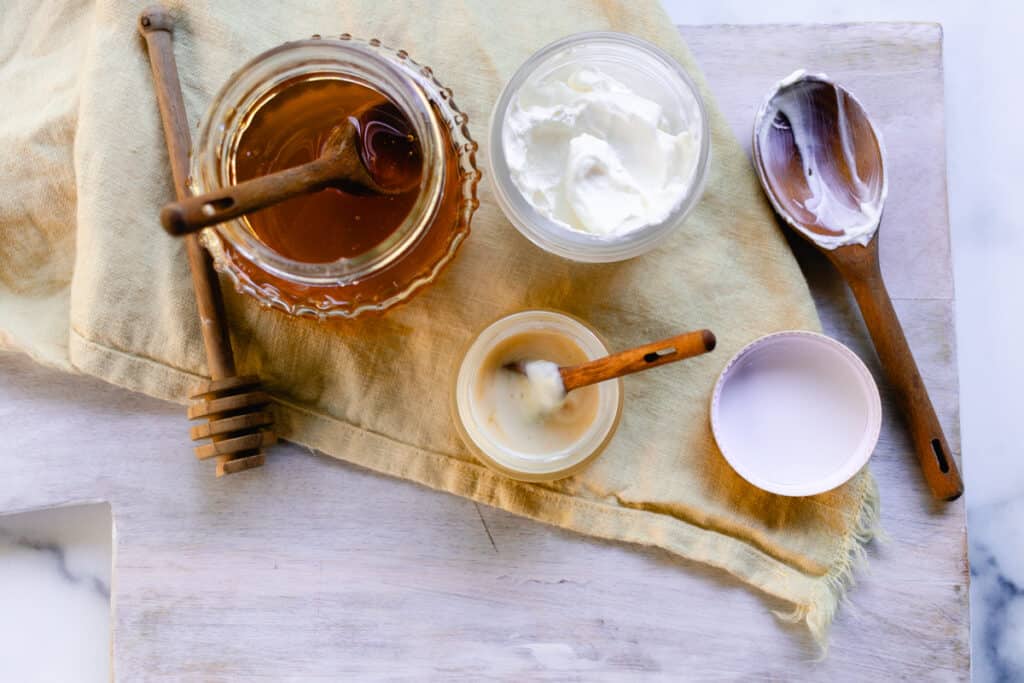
left=452, top=310, right=623, bottom=481
left=488, top=32, right=710, bottom=263
left=192, top=36, right=481, bottom=319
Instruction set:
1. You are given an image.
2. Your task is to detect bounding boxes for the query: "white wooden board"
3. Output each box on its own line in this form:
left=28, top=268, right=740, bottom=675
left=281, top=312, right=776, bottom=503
left=0, top=23, right=968, bottom=680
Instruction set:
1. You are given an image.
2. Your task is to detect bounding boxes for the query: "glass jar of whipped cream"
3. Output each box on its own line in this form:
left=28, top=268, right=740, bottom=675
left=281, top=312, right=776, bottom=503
left=192, top=36, right=481, bottom=319
left=488, top=32, right=709, bottom=263
left=452, top=310, right=623, bottom=481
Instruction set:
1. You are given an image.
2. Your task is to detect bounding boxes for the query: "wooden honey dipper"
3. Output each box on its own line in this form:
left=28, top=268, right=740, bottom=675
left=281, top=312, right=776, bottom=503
left=139, top=6, right=275, bottom=476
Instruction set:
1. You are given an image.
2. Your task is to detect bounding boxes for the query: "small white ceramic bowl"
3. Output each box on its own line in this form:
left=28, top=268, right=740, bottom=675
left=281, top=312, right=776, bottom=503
left=710, top=331, right=881, bottom=496
left=487, top=32, right=710, bottom=263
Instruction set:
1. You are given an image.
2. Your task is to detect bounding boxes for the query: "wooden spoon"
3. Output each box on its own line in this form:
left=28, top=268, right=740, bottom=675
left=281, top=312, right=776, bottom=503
left=753, top=70, right=963, bottom=501
left=506, top=329, right=716, bottom=395
left=160, top=108, right=420, bottom=237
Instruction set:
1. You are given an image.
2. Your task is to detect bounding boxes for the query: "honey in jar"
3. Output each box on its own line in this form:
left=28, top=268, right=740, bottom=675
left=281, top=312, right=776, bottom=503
left=192, top=37, right=480, bottom=319
left=234, top=79, right=423, bottom=264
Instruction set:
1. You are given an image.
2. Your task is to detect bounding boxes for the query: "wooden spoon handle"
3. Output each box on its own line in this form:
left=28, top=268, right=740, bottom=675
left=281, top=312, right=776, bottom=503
left=161, top=157, right=337, bottom=236
left=138, top=6, right=235, bottom=379
left=560, top=330, right=716, bottom=394
left=832, top=244, right=964, bottom=501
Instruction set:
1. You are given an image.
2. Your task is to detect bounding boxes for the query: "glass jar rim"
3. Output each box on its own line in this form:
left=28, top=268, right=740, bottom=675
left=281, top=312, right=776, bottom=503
left=487, top=31, right=711, bottom=263
left=191, top=37, right=446, bottom=285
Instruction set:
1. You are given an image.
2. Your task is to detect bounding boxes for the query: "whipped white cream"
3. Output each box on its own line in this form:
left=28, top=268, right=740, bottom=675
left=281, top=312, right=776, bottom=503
left=503, top=66, right=700, bottom=238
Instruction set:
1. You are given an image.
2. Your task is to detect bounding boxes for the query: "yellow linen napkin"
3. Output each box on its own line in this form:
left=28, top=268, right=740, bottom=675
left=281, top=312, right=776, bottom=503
left=0, top=0, right=879, bottom=643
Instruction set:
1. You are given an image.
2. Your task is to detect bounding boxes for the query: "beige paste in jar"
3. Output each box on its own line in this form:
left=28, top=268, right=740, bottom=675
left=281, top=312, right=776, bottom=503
left=473, top=330, right=599, bottom=453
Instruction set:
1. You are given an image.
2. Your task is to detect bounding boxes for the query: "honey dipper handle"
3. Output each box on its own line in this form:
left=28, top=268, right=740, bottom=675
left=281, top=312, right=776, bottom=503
left=160, top=157, right=339, bottom=236
left=830, top=241, right=964, bottom=501
left=559, top=330, right=716, bottom=394
left=139, top=6, right=236, bottom=379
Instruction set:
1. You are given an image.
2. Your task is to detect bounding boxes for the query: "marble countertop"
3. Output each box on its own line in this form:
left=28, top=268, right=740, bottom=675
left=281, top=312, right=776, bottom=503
left=1, top=1, right=1020, bottom=681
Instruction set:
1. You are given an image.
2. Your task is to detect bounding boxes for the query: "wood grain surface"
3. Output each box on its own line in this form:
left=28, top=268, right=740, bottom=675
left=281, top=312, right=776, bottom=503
left=0, top=23, right=968, bottom=680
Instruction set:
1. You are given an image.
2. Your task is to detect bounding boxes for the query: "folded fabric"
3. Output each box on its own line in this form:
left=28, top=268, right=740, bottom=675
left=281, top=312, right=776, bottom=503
left=0, top=0, right=879, bottom=644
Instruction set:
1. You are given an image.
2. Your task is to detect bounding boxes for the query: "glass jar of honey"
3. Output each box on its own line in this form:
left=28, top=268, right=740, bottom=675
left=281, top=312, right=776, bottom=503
left=192, top=35, right=480, bottom=319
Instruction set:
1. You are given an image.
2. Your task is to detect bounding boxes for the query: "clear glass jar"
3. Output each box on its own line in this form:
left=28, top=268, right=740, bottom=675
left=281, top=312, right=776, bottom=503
left=488, top=32, right=710, bottom=263
left=452, top=310, right=623, bottom=481
left=192, top=35, right=481, bottom=319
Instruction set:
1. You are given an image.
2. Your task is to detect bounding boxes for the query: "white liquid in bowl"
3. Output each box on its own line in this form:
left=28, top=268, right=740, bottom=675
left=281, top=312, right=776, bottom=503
left=711, top=332, right=881, bottom=496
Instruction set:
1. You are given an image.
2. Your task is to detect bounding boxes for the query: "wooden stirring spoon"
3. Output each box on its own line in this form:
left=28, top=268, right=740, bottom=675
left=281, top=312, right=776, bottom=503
left=753, top=71, right=963, bottom=501
left=506, top=329, right=716, bottom=396
left=160, top=104, right=422, bottom=237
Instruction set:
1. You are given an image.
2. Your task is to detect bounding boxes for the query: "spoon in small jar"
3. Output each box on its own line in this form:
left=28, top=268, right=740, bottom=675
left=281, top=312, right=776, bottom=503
left=160, top=101, right=422, bottom=236
left=504, top=329, right=716, bottom=417
left=752, top=70, right=963, bottom=501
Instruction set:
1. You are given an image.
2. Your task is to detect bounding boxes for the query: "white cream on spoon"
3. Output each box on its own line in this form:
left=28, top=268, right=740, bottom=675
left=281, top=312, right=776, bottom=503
left=754, top=70, right=885, bottom=249
left=519, top=359, right=567, bottom=419
left=506, top=329, right=716, bottom=422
